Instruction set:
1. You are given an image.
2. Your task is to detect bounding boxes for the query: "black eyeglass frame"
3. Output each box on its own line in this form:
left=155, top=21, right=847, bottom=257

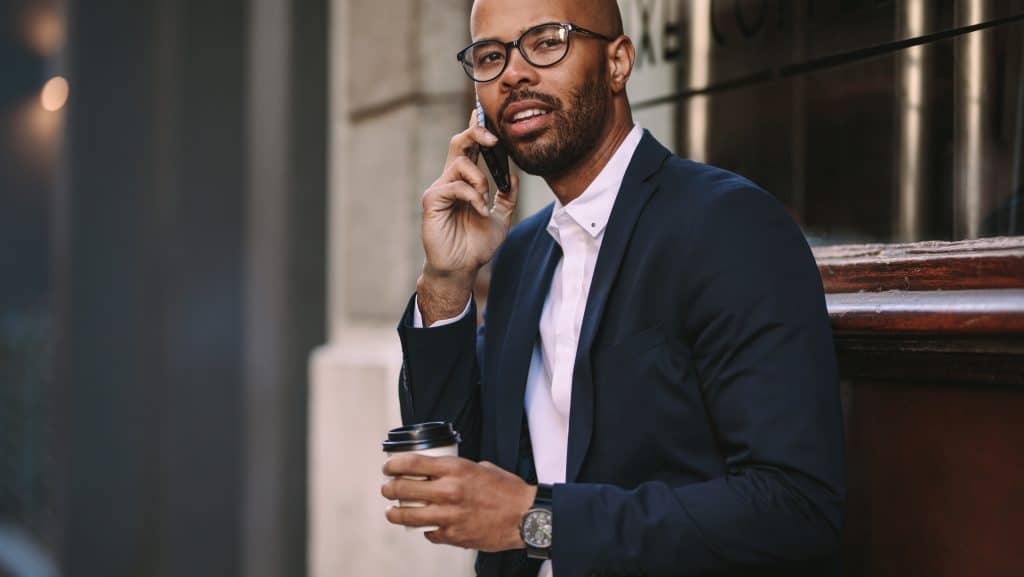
left=456, top=22, right=616, bottom=83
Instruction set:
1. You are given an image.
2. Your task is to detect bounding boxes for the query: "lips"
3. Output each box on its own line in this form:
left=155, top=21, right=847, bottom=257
left=501, top=99, right=556, bottom=139
left=511, top=108, right=549, bottom=122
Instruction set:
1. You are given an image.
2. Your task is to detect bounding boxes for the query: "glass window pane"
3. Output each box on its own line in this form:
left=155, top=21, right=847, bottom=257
left=625, top=0, right=1024, bottom=244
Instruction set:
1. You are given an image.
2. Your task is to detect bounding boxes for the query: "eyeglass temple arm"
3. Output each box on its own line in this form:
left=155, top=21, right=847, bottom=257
left=566, top=23, right=616, bottom=42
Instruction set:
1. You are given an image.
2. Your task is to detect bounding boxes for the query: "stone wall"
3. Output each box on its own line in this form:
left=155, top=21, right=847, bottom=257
left=308, top=1, right=476, bottom=576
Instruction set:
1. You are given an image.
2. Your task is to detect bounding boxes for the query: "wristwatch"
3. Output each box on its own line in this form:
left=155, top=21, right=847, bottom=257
left=520, top=483, right=553, bottom=560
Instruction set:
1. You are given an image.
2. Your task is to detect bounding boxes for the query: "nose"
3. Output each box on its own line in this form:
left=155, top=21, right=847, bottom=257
left=499, top=44, right=539, bottom=90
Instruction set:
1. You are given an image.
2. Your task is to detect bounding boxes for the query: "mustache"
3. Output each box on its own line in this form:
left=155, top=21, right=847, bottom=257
left=497, top=89, right=562, bottom=123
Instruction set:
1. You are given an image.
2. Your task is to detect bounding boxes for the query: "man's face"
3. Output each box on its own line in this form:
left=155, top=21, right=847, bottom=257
left=471, top=0, right=613, bottom=178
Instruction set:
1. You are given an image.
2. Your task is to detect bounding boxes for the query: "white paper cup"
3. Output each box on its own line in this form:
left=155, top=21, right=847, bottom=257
left=383, top=422, right=461, bottom=532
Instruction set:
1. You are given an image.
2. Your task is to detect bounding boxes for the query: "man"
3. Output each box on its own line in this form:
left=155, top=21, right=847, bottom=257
left=381, top=0, right=846, bottom=575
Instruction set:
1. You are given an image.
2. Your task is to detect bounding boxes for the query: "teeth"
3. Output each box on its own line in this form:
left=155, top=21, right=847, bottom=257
left=512, top=109, right=547, bottom=122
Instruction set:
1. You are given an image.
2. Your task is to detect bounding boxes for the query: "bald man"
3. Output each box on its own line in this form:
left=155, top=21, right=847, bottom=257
left=381, top=0, right=846, bottom=576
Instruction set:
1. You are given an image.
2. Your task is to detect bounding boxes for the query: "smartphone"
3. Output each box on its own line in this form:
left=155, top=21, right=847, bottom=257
left=475, top=99, right=512, bottom=194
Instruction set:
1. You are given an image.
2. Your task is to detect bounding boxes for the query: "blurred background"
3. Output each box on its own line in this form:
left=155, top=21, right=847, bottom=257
left=2, top=1, right=1022, bottom=577
left=2, top=0, right=326, bottom=575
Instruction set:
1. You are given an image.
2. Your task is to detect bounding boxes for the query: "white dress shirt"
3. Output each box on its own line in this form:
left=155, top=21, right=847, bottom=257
left=415, top=124, right=644, bottom=577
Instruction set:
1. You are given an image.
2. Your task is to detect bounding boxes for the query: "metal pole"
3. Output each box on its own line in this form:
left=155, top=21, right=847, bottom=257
left=894, top=0, right=933, bottom=241
left=954, top=0, right=994, bottom=239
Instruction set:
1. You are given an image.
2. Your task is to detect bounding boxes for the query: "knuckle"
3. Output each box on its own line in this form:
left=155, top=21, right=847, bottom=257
left=455, top=158, right=485, bottom=183
left=445, top=181, right=464, bottom=195
left=443, top=482, right=464, bottom=503
left=443, top=458, right=464, bottom=475
left=443, top=525, right=459, bottom=543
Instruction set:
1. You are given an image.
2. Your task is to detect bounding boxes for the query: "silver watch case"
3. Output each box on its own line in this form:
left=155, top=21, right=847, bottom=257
left=520, top=507, right=553, bottom=550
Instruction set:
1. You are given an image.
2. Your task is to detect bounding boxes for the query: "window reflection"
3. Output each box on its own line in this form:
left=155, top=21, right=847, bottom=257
left=627, top=0, right=1024, bottom=243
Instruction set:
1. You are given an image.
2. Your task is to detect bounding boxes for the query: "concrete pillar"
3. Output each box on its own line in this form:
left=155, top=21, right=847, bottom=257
left=308, top=1, right=475, bottom=576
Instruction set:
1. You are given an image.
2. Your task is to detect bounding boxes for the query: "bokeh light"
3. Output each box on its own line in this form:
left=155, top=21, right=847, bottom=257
left=19, top=3, right=65, bottom=56
left=40, top=76, right=69, bottom=112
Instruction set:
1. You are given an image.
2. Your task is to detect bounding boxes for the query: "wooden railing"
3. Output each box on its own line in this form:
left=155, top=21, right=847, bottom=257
left=813, top=236, right=1024, bottom=577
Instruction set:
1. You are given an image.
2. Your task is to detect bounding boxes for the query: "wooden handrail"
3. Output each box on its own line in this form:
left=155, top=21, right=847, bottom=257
left=813, top=236, right=1024, bottom=293
left=827, top=289, right=1024, bottom=334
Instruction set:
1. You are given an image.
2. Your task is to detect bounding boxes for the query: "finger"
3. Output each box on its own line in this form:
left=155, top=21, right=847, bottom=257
left=425, top=525, right=466, bottom=548
left=381, top=477, right=422, bottom=501
left=446, top=125, right=499, bottom=166
left=381, top=478, right=396, bottom=501
left=382, top=477, right=455, bottom=504
left=491, top=171, right=518, bottom=218
left=383, top=454, right=464, bottom=478
left=424, top=181, right=490, bottom=218
left=384, top=503, right=452, bottom=528
left=424, top=527, right=448, bottom=545
left=441, top=155, right=490, bottom=196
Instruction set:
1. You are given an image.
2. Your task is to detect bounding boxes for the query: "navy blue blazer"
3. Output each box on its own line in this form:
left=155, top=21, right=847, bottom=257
left=397, top=131, right=846, bottom=577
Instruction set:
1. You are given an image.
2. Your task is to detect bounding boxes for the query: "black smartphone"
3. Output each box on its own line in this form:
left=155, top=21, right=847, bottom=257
left=476, top=100, right=512, bottom=194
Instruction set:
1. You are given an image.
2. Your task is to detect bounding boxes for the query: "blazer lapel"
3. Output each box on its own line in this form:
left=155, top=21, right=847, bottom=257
left=566, top=131, right=672, bottom=482
left=494, top=208, right=562, bottom=473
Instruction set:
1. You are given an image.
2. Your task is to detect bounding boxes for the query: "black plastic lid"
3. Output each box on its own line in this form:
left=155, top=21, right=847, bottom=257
left=382, top=422, right=461, bottom=453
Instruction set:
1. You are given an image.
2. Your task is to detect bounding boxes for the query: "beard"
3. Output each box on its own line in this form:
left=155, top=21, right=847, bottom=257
left=497, top=74, right=611, bottom=179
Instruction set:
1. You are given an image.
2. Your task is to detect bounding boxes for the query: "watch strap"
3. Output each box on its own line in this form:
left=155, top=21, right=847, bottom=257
left=534, top=482, right=553, bottom=505
left=523, top=483, right=553, bottom=560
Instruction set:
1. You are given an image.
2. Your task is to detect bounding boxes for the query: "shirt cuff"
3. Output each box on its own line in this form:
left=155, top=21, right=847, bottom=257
left=413, top=294, right=473, bottom=328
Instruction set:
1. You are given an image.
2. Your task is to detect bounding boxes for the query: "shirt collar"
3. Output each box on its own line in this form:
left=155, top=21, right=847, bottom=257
left=547, top=124, right=644, bottom=242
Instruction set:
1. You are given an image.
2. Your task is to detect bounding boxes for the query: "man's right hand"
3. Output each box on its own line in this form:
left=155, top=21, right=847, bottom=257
left=417, top=110, right=519, bottom=325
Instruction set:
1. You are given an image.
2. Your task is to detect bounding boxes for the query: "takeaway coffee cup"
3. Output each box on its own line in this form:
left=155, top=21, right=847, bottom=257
left=383, top=422, right=461, bottom=532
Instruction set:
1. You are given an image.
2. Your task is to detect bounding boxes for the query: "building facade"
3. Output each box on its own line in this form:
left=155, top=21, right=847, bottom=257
left=310, top=1, right=1024, bottom=576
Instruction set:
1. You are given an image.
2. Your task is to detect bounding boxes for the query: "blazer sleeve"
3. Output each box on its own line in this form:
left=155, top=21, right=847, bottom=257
left=552, top=185, right=847, bottom=576
left=396, top=295, right=483, bottom=461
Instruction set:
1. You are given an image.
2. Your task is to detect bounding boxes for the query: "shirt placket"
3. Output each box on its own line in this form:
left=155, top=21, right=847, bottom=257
left=551, top=219, right=585, bottom=417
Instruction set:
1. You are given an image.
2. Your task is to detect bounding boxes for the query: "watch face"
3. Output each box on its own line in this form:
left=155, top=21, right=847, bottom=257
left=522, top=509, right=552, bottom=548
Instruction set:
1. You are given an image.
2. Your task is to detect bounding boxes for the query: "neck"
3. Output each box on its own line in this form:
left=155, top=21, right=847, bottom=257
left=545, top=111, right=634, bottom=206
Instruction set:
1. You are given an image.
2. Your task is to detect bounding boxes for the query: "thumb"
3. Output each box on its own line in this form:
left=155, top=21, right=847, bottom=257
left=491, top=171, right=518, bottom=221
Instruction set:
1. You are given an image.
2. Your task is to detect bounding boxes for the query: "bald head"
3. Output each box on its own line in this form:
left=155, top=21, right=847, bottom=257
left=471, top=0, right=623, bottom=40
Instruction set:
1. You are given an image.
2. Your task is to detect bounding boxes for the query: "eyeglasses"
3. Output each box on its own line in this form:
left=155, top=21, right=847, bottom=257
left=456, top=22, right=615, bottom=83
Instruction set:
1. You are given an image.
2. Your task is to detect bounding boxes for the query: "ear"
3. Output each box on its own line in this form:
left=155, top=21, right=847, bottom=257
left=606, top=35, right=635, bottom=93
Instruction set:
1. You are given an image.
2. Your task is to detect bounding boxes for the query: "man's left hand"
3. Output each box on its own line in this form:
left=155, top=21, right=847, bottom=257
left=381, top=455, right=537, bottom=551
